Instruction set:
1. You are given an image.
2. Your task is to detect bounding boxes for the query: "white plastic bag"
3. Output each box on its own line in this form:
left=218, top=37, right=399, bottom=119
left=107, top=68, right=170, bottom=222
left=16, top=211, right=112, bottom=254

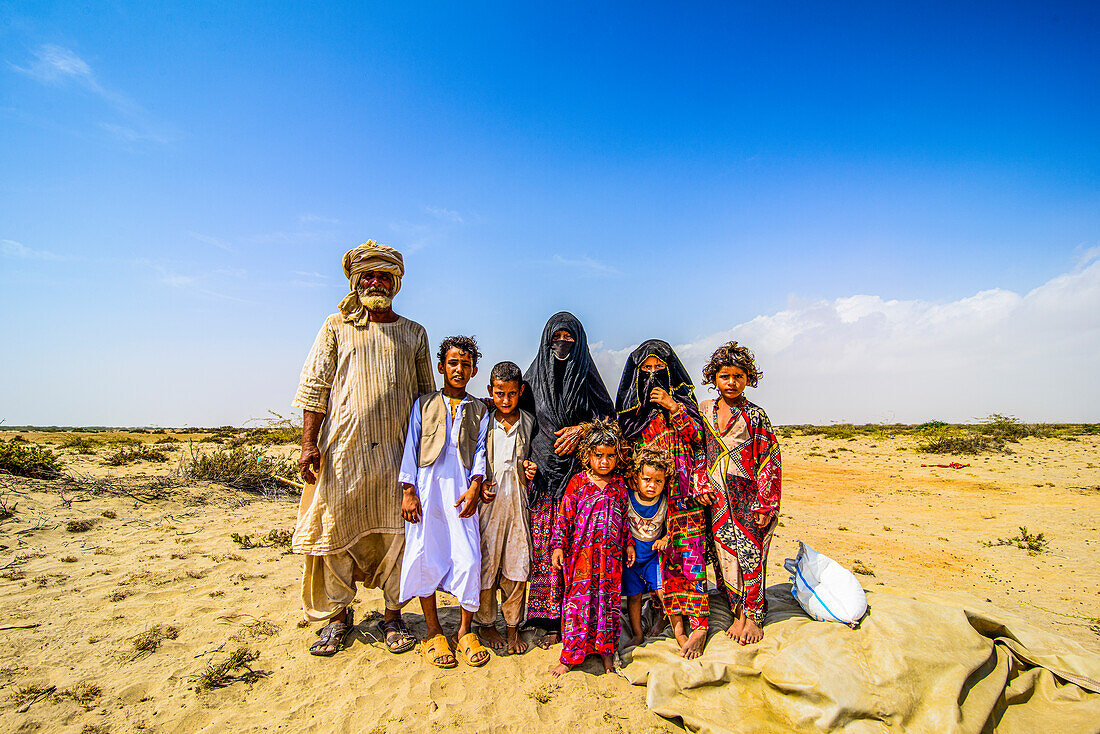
left=783, top=541, right=868, bottom=627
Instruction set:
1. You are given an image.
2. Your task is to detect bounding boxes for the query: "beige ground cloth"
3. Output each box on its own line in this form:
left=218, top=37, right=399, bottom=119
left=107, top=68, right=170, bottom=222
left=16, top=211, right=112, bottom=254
left=621, top=585, right=1100, bottom=734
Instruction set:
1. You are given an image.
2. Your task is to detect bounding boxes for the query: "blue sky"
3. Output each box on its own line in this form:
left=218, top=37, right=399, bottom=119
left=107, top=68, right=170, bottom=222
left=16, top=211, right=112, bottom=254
left=2, top=2, right=1098, bottom=425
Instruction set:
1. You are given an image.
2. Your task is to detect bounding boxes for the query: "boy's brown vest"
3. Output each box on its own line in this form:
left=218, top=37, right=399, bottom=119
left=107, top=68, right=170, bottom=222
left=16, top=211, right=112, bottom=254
left=484, top=408, right=536, bottom=487
left=416, top=391, right=488, bottom=471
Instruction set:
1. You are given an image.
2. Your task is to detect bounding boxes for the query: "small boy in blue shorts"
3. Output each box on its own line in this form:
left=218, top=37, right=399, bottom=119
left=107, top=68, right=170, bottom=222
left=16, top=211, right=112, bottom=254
left=623, top=447, right=672, bottom=646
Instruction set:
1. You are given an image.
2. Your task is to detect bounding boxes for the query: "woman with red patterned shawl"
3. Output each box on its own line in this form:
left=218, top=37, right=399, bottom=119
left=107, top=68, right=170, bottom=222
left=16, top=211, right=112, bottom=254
left=696, top=341, right=781, bottom=645
left=615, top=339, right=711, bottom=659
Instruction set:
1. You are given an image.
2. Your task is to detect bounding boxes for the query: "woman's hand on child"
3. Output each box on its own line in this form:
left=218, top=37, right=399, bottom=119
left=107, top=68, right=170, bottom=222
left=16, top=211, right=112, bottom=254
left=480, top=481, right=497, bottom=503
left=653, top=535, right=670, bottom=552
left=649, top=387, right=678, bottom=411
left=753, top=509, right=775, bottom=527
left=553, top=425, right=583, bottom=455
left=695, top=491, right=718, bottom=506
left=456, top=479, right=481, bottom=518
left=551, top=548, right=564, bottom=571
left=625, top=546, right=636, bottom=566
left=401, top=485, right=422, bottom=523
left=523, top=460, right=537, bottom=481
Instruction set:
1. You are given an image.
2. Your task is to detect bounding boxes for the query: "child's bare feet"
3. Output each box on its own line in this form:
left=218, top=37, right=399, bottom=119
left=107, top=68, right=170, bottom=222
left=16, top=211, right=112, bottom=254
left=535, top=631, right=561, bottom=649
left=625, top=633, right=643, bottom=648
left=727, top=606, right=748, bottom=641
left=477, top=624, right=507, bottom=651
left=550, top=662, right=571, bottom=678
left=600, top=654, right=615, bottom=674
left=506, top=626, right=528, bottom=655
left=679, top=628, right=706, bottom=659
left=739, top=616, right=764, bottom=645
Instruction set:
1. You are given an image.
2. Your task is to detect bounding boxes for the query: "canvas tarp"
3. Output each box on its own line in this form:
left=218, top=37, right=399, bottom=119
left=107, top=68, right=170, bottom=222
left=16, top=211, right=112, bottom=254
left=620, top=585, right=1100, bottom=733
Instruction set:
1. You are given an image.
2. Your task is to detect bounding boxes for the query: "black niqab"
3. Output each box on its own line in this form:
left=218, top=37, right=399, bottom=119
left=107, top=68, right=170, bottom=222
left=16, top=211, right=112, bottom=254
left=522, top=312, right=614, bottom=502
left=615, top=339, right=704, bottom=442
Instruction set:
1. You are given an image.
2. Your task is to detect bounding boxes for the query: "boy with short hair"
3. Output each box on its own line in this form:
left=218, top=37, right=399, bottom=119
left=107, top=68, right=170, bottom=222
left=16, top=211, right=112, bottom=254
left=399, top=336, right=491, bottom=668
left=623, top=447, right=673, bottom=648
left=475, top=361, right=538, bottom=655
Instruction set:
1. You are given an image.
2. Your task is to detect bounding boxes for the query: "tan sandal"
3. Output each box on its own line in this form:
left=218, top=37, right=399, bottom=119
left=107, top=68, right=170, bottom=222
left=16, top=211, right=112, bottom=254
left=421, top=634, right=456, bottom=669
left=454, top=632, right=490, bottom=667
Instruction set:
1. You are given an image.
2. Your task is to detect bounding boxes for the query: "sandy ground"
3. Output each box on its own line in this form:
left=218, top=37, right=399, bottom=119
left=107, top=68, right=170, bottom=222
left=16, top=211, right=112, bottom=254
left=1, top=431, right=1097, bottom=733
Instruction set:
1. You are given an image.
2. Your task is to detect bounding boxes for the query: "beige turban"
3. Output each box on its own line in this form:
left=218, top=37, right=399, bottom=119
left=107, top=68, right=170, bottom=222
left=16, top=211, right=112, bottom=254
left=338, top=240, right=405, bottom=324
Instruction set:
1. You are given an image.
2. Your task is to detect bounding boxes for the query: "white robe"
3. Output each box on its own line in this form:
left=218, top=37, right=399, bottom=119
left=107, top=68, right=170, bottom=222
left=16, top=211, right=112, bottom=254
left=398, top=395, right=489, bottom=612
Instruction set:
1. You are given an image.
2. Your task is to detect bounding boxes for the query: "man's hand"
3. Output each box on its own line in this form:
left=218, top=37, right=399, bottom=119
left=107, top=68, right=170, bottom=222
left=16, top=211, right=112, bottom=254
left=523, top=460, right=537, bottom=482
left=649, top=387, right=678, bottom=411
left=695, top=491, right=718, bottom=507
left=401, top=485, right=422, bottom=523
left=299, top=443, right=321, bottom=484
left=753, top=509, right=776, bottom=527
left=625, top=546, right=636, bottom=567
left=480, top=480, right=497, bottom=504
left=553, top=425, right=583, bottom=456
left=456, top=478, right=481, bottom=518
left=551, top=548, right=564, bottom=571
left=653, top=534, right=670, bottom=552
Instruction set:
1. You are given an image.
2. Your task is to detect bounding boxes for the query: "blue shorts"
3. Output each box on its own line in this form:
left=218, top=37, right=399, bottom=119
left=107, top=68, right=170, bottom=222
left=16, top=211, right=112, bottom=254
left=623, top=544, right=662, bottom=597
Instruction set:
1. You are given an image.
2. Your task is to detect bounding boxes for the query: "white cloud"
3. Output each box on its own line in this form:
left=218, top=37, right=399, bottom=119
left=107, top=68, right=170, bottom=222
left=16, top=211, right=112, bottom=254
left=187, top=231, right=233, bottom=252
left=550, top=254, right=621, bottom=278
left=592, top=261, right=1100, bottom=423
left=299, top=214, right=339, bottom=225
left=11, top=44, right=98, bottom=87
left=1, top=238, right=66, bottom=260
left=423, top=205, right=464, bottom=224
left=11, top=44, right=170, bottom=142
left=99, top=122, right=173, bottom=144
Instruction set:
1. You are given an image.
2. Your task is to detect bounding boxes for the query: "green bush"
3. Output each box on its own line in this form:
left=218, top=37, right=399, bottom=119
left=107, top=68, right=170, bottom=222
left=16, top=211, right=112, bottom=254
left=0, top=439, right=62, bottom=478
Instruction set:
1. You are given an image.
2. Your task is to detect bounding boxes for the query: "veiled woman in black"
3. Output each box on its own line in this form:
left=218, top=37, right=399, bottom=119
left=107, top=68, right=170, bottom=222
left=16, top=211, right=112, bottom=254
left=521, top=312, right=614, bottom=646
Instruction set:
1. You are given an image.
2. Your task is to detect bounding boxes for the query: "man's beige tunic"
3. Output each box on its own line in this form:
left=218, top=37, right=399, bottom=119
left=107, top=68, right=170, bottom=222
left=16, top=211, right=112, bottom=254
left=292, top=313, right=434, bottom=554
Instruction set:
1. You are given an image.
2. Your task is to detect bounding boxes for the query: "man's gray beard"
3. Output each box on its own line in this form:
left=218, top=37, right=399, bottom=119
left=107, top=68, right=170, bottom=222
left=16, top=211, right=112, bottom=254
left=358, top=288, right=392, bottom=311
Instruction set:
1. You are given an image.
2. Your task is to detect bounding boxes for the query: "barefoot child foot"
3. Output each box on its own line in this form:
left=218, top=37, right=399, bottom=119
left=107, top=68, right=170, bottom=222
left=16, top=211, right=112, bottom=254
left=535, top=630, right=561, bottom=649
left=680, top=628, right=707, bottom=659
left=550, top=662, right=572, bottom=678
left=600, top=654, right=615, bottom=674
left=476, top=624, right=507, bottom=651
left=739, top=616, right=764, bottom=645
left=506, top=625, right=528, bottom=655
left=727, top=605, right=749, bottom=642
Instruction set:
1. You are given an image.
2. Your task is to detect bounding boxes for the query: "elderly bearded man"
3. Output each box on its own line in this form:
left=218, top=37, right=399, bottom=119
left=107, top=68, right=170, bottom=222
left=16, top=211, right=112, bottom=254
left=293, top=241, right=435, bottom=656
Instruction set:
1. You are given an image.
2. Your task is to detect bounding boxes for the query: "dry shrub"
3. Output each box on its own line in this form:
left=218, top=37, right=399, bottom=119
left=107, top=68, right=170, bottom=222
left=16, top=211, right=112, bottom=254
left=61, top=681, right=101, bottom=710
left=185, top=445, right=297, bottom=493
left=60, top=436, right=101, bottom=453
left=230, top=529, right=293, bottom=550
left=66, top=518, right=97, bottom=532
left=103, top=445, right=168, bottom=466
left=195, top=647, right=265, bottom=690
left=130, top=624, right=179, bottom=657
left=101, top=509, right=117, bottom=519
left=106, top=589, right=132, bottom=602
left=0, top=439, right=62, bottom=478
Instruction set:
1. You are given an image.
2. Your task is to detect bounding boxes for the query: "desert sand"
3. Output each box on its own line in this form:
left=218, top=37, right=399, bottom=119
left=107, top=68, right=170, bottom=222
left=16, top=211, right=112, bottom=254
left=1, top=430, right=1097, bottom=733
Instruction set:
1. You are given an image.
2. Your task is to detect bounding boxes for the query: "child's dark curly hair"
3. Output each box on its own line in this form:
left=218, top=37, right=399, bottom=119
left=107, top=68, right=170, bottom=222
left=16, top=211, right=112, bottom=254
left=702, top=341, right=762, bottom=388
left=437, top=335, right=481, bottom=365
left=577, top=418, right=631, bottom=475
left=632, top=446, right=673, bottom=482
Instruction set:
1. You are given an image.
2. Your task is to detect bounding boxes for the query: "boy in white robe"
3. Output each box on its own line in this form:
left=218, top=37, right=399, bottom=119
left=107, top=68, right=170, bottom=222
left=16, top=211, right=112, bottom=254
left=474, top=361, right=538, bottom=655
left=399, top=336, right=491, bottom=668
